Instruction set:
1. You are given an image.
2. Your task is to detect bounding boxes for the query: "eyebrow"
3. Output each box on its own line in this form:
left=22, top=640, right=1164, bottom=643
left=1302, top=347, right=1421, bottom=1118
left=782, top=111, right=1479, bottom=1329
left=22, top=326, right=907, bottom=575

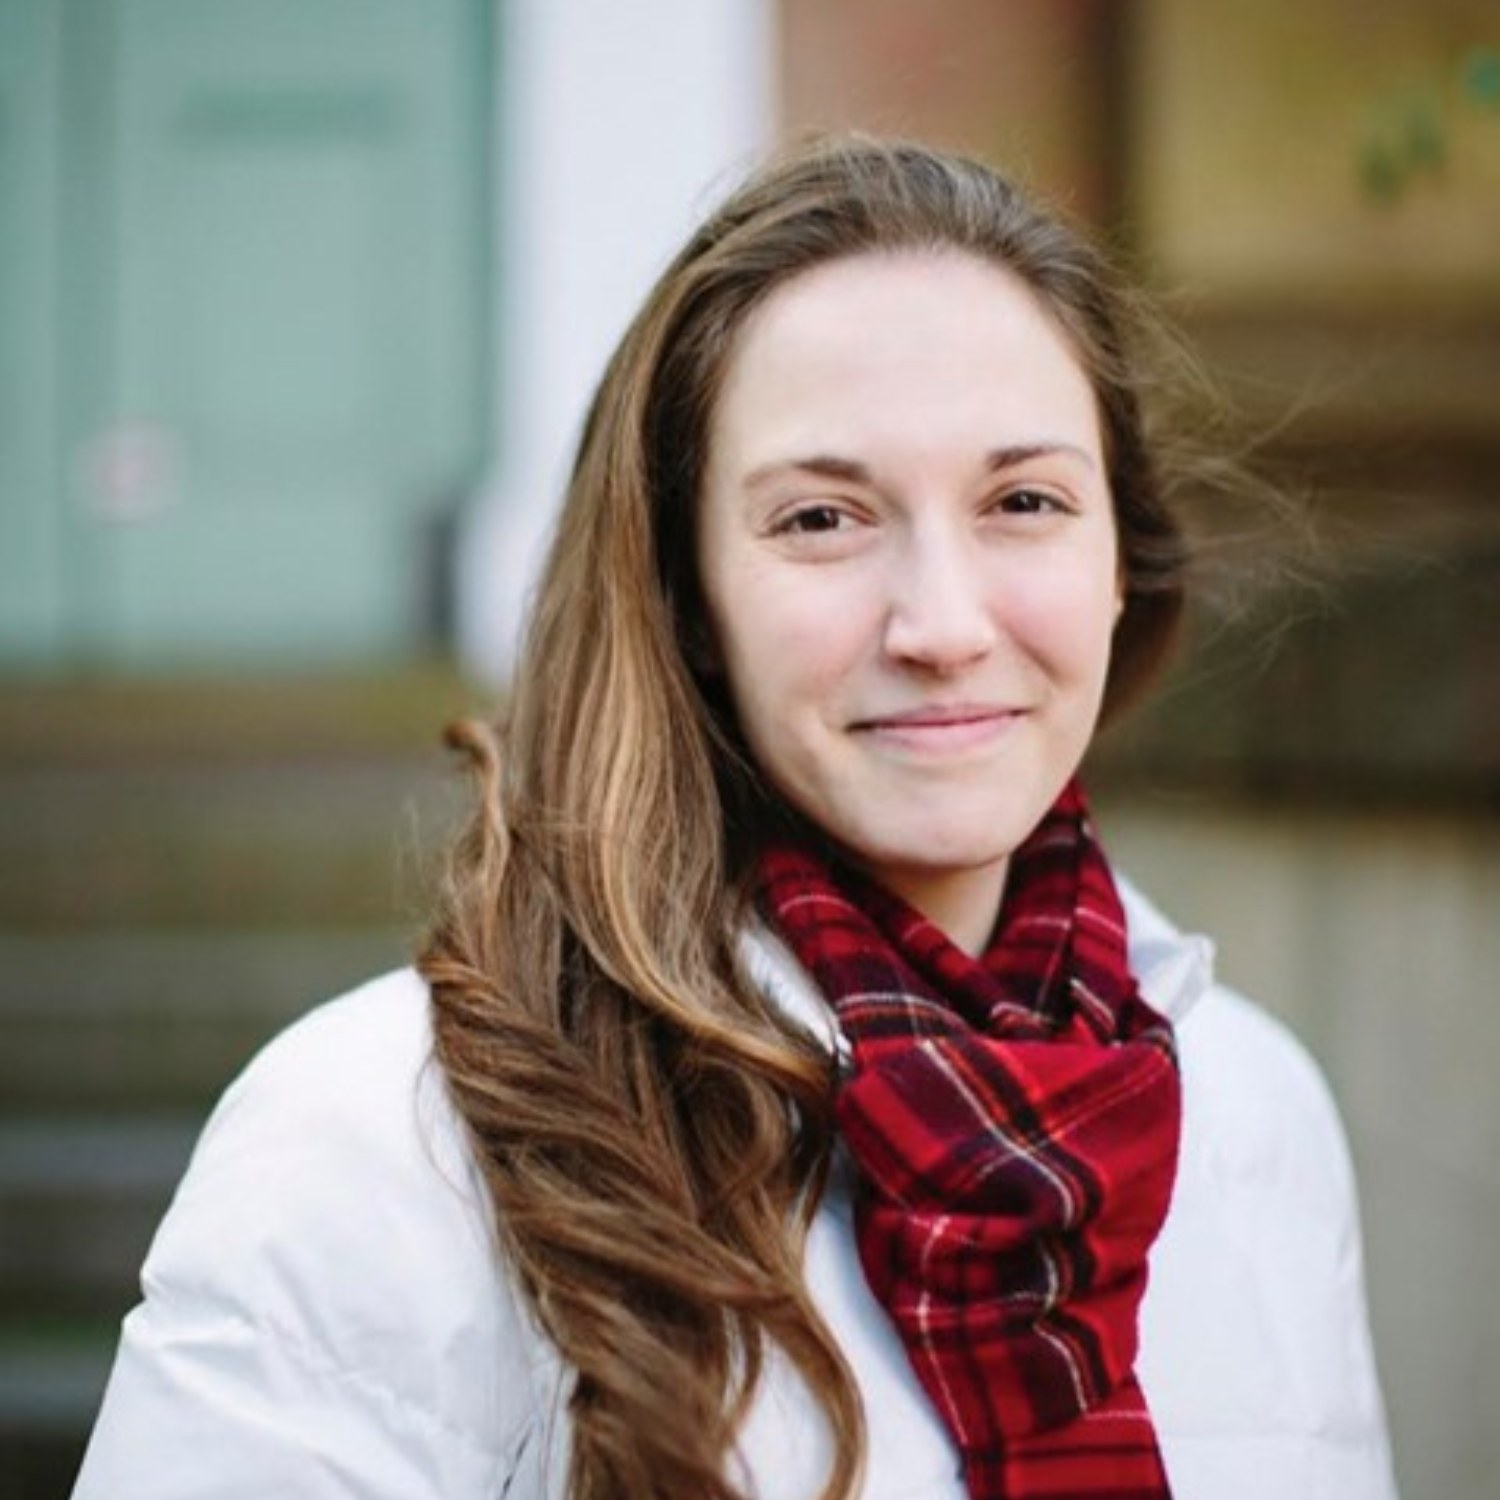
left=984, top=441, right=1098, bottom=473
left=742, top=442, right=1097, bottom=491
left=742, top=454, right=872, bottom=490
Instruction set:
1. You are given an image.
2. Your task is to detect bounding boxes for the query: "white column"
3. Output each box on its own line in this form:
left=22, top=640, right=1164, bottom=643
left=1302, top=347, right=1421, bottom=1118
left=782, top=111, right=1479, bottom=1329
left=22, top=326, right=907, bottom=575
left=456, top=0, right=777, bottom=684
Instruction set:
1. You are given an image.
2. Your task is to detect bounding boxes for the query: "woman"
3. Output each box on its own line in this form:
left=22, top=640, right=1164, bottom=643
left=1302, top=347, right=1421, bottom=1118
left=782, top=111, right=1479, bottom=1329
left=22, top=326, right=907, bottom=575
left=73, top=137, right=1397, bottom=1500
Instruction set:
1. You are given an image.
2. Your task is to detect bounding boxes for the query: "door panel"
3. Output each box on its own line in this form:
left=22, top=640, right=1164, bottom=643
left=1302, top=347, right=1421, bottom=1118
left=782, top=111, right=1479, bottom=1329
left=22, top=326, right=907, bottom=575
left=0, top=0, right=65, bottom=664
left=2, top=0, right=490, bottom=670
left=100, top=0, right=489, bottom=666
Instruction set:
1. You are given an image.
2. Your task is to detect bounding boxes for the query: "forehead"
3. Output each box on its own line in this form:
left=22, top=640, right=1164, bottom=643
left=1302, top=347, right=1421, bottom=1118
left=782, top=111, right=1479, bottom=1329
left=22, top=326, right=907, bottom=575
left=708, top=250, right=1100, bottom=463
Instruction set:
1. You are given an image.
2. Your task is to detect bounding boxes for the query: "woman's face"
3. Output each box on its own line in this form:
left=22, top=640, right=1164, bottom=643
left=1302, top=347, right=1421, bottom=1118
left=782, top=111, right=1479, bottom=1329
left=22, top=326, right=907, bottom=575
left=696, top=250, right=1120, bottom=953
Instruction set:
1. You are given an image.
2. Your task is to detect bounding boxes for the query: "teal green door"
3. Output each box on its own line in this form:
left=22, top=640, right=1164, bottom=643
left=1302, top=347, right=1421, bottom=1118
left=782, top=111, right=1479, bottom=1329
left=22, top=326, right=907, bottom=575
left=0, top=0, right=490, bottom=670
left=0, top=0, right=67, bottom=663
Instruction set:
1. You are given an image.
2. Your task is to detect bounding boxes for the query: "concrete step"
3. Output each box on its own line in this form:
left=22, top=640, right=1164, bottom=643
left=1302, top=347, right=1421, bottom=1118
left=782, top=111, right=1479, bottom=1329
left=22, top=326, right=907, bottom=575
left=0, top=927, right=410, bottom=1112
left=0, top=673, right=482, bottom=1498
left=0, top=757, right=460, bottom=930
left=0, top=1320, right=117, bottom=1500
left=0, top=933, right=423, bottom=1488
left=0, top=1329, right=111, bottom=1434
left=0, top=1420, right=91, bottom=1500
left=0, top=1117, right=196, bottom=1324
left=0, top=669, right=474, bottom=769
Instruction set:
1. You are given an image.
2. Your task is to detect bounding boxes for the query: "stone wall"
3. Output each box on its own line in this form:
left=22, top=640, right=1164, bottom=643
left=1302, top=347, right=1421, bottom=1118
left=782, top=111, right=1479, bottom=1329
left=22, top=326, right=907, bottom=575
left=1102, top=794, right=1500, bottom=1500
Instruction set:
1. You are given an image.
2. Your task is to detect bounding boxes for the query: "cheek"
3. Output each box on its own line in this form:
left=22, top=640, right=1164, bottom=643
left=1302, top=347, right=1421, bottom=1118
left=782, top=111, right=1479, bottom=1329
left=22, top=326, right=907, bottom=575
left=715, top=565, right=869, bottom=687
left=708, top=587, right=875, bottom=785
left=1006, top=556, right=1121, bottom=680
left=718, top=606, right=842, bottom=734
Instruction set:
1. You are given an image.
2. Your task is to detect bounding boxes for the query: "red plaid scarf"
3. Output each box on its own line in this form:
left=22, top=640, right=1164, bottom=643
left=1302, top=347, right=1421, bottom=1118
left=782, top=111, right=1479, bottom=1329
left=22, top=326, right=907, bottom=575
left=756, top=782, right=1180, bottom=1500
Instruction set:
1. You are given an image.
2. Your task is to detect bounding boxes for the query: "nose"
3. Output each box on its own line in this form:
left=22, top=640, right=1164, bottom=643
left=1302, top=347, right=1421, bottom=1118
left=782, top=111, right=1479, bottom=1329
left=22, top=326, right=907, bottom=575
left=882, top=522, right=999, bottom=672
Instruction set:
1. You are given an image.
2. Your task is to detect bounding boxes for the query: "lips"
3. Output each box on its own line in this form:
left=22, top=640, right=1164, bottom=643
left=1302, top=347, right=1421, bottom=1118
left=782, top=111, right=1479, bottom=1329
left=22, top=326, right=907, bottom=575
left=852, top=703, right=1027, bottom=754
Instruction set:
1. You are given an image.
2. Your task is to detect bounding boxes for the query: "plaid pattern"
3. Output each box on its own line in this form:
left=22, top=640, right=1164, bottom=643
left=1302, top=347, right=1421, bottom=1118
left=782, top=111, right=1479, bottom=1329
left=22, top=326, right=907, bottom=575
left=757, top=783, right=1180, bottom=1500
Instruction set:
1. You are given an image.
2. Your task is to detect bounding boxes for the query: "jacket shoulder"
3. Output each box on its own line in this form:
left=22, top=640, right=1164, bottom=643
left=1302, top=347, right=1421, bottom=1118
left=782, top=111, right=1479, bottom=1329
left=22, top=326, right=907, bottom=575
left=191, top=968, right=467, bottom=1194
left=1143, top=979, right=1397, bottom=1496
left=75, top=971, right=555, bottom=1498
left=1177, top=980, right=1354, bottom=1186
left=159, top=969, right=492, bottom=1289
left=1119, top=874, right=1356, bottom=1193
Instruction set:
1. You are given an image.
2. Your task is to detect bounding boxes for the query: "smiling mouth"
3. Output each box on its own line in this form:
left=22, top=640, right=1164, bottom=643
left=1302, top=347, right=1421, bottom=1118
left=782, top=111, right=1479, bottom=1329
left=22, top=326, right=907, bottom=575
left=852, top=705, right=1027, bottom=752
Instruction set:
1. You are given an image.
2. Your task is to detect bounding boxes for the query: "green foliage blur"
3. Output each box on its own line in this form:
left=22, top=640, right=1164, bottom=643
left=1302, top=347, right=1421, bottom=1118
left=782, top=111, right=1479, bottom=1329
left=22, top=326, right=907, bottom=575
left=1361, top=44, right=1500, bottom=201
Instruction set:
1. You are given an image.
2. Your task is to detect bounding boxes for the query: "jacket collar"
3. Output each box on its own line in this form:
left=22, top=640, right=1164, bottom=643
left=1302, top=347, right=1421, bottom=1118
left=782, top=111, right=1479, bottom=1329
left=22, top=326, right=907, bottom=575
left=740, top=874, right=1214, bottom=1060
left=1117, top=875, right=1216, bottom=1026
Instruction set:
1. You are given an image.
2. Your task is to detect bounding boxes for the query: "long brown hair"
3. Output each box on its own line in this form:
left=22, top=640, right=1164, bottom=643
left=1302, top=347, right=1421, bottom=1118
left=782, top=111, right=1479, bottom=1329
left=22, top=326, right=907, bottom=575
left=420, top=135, right=1189, bottom=1500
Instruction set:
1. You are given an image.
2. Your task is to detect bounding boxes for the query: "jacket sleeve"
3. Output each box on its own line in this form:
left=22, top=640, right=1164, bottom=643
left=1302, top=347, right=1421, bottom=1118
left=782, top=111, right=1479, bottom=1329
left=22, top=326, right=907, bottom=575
left=1140, top=981, right=1400, bottom=1500
left=71, top=973, right=550, bottom=1500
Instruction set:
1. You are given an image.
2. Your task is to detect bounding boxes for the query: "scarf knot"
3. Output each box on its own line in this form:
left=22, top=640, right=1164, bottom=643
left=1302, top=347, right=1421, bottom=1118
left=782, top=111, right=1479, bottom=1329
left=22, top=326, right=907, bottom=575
left=757, top=783, right=1181, bottom=1500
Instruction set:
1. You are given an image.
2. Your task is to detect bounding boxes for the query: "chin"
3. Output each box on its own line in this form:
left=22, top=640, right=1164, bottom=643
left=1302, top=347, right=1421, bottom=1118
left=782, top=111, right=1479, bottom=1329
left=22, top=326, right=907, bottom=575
left=902, top=806, right=1042, bottom=858
left=856, top=830, right=1019, bottom=882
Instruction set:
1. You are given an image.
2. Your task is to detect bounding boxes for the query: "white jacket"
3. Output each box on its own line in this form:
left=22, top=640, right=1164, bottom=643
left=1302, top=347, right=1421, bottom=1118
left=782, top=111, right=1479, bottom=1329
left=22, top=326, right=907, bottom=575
left=73, top=884, right=1398, bottom=1499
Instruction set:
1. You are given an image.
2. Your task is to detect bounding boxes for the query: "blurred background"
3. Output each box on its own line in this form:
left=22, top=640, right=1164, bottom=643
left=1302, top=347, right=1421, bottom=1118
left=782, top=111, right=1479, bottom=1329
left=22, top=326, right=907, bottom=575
left=1, top=2, right=1496, bottom=1495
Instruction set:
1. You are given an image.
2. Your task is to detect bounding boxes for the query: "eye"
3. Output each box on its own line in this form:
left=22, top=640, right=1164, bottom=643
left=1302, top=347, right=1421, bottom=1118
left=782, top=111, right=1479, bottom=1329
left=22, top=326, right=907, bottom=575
left=990, top=489, right=1074, bottom=525
left=994, top=487, right=1066, bottom=516
left=773, top=503, right=850, bottom=535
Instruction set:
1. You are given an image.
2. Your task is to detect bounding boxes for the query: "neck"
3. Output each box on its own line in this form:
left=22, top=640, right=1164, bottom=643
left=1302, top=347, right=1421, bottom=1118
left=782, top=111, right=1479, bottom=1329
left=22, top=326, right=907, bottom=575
left=873, top=858, right=1011, bottom=958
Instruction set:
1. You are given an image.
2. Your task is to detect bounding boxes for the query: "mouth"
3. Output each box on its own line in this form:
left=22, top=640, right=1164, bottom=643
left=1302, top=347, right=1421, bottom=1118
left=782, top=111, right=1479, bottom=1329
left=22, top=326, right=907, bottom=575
left=851, top=704, right=1028, bottom=753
